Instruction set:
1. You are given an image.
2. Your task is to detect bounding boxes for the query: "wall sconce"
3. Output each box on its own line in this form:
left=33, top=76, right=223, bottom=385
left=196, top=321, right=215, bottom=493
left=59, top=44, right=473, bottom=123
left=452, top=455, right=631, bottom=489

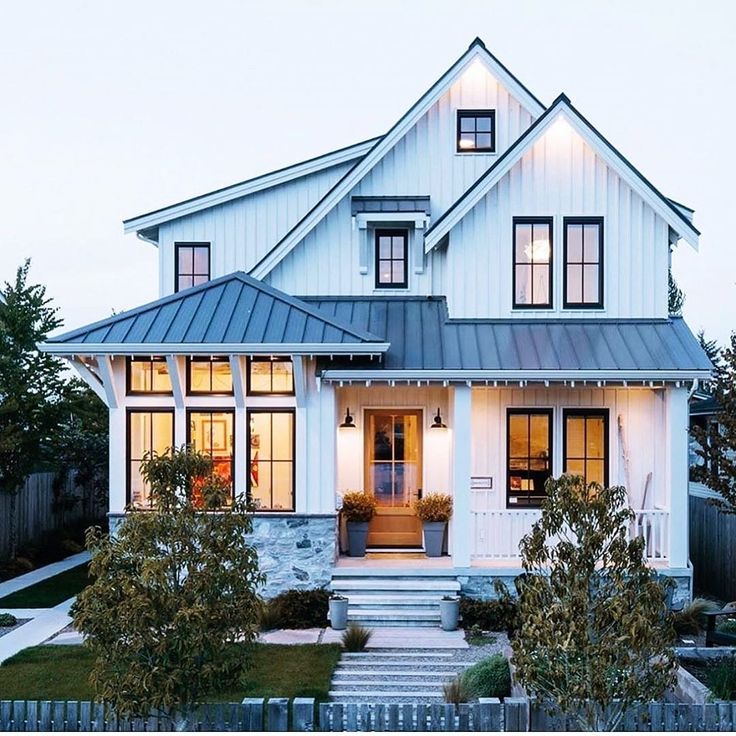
left=430, top=407, right=447, bottom=429
left=339, top=408, right=356, bottom=429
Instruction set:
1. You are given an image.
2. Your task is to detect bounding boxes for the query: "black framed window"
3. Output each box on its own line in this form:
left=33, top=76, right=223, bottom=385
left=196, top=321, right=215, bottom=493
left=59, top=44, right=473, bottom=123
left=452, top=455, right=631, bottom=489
left=513, top=218, right=553, bottom=308
left=507, top=409, right=553, bottom=508
left=248, top=409, right=295, bottom=511
left=126, top=357, right=172, bottom=395
left=186, top=357, right=233, bottom=395
left=375, top=229, right=408, bottom=288
left=247, top=357, right=294, bottom=395
left=564, top=218, right=604, bottom=308
left=564, top=409, right=609, bottom=488
left=175, top=243, right=210, bottom=292
left=457, top=109, right=496, bottom=152
left=127, top=409, right=174, bottom=508
left=187, top=409, right=235, bottom=504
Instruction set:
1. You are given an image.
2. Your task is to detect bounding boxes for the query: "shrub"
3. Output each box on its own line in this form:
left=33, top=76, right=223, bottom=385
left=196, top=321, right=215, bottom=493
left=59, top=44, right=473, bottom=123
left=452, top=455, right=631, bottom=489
left=717, top=618, right=736, bottom=635
left=267, top=588, right=330, bottom=629
left=460, top=597, right=517, bottom=634
left=341, top=624, right=372, bottom=652
left=341, top=491, right=377, bottom=522
left=415, top=493, right=453, bottom=522
left=671, top=598, right=720, bottom=635
left=708, top=657, right=736, bottom=700
left=257, top=601, right=282, bottom=632
left=0, top=613, right=18, bottom=627
left=443, top=675, right=471, bottom=705
left=461, top=655, right=511, bottom=699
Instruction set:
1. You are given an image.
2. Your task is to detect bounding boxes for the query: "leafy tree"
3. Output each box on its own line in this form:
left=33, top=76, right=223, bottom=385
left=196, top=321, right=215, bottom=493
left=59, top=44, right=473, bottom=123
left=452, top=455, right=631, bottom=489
left=72, top=447, right=264, bottom=720
left=691, top=331, right=736, bottom=513
left=0, top=261, right=67, bottom=559
left=511, top=475, right=676, bottom=731
left=668, top=270, right=685, bottom=315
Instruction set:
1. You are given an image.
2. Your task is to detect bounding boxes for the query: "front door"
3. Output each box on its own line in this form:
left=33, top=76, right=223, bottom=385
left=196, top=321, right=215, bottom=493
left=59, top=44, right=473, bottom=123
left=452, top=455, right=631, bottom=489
left=364, top=410, right=423, bottom=548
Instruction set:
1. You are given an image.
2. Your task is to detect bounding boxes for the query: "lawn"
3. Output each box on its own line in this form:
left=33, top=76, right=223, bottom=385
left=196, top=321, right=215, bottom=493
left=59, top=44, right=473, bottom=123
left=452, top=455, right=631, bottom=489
left=0, top=644, right=342, bottom=702
left=0, top=564, right=91, bottom=608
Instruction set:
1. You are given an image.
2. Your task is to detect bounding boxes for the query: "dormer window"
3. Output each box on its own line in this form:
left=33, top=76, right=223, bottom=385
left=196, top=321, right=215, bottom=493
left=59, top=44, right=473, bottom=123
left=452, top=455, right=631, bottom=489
left=375, top=229, right=408, bottom=288
left=457, top=110, right=496, bottom=153
left=175, top=242, right=210, bottom=292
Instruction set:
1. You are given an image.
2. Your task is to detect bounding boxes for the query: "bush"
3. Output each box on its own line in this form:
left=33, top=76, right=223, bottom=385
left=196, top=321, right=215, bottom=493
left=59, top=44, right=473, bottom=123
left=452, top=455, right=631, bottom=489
left=461, top=655, right=511, bottom=699
left=0, top=613, right=18, bottom=627
left=671, top=598, right=720, bottom=635
left=267, top=588, right=330, bottom=629
left=341, top=491, right=377, bottom=522
left=708, top=657, right=736, bottom=700
left=341, top=624, right=372, bottom=652
left=415, top=493, right=453, bottom=522
left=717, top=618, right=736, bottom=635
left=460, top=597, right=518, bottom=634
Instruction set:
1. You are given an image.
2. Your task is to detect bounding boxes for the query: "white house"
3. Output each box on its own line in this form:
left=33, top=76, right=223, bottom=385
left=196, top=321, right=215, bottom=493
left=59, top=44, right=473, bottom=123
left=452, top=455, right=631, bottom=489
left=41, top=38, right=711, bottom=621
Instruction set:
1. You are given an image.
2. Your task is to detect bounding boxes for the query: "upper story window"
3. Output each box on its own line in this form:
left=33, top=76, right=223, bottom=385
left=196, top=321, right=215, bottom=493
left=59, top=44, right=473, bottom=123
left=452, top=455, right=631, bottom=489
left=507, top=409, right=552, bottom=508
left=375, top=229, right=408, bottom=289
left=513, top=218, right=553, bottom=308
left=127, top=357, right=172, bottom=395
left=563, top=409, right=609, bottom=487
left=248, top=357, right=294, bottom=395
left=457, top=110, right=496, bottom=153
left=564, top=218, right=604, bottom=308
left=187, top=356, right=233, bottom=395
left=175, top=242, right=210, bottom=292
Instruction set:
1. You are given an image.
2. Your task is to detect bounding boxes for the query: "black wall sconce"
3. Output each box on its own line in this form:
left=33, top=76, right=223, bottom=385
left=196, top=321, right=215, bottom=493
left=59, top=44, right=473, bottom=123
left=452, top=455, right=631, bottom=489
left=339, top=408, right=356, bottom=429
left=430, top=407, right=447, bottom=429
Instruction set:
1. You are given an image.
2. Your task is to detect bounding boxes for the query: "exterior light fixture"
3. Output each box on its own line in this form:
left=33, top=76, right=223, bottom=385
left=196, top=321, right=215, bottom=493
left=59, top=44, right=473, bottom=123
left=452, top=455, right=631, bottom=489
left=339, top=408, right=356, bottom=429
left=430, top=407, right=447, bottom=429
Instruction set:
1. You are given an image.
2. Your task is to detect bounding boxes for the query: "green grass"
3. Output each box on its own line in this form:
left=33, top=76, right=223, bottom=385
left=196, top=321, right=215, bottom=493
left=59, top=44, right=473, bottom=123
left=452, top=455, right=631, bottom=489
left=0, top=565, right=92, bottom=608
left=0, top=644, right=342, bottom=702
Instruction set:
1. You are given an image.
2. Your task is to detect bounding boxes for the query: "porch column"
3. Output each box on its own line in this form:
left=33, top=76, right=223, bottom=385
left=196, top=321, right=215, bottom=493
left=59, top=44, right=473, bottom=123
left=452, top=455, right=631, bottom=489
left=108, top=407, right=126, bottom=514
left=666, top=385, right=689, bottom=569
left=451, top=384, right=472, bottom=567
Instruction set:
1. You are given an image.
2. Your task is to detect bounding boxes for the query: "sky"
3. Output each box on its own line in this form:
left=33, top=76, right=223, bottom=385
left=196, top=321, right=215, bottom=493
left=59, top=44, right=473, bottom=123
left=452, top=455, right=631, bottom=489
left=1, top=0, right=734, bottom=344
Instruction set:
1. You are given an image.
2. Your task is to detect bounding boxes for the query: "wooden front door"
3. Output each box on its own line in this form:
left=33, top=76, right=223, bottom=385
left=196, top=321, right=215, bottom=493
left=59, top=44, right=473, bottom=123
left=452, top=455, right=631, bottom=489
left=364, top=410, right=423, bottom=548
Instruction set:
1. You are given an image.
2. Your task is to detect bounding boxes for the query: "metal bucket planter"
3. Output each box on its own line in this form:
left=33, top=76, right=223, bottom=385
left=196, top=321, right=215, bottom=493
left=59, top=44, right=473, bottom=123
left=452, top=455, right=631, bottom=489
left=329, top=597, right=349, bottom=630
left=423, top=521, right=446, bottom=557
left=440, top=597, right=460, bottom=631
left=347, top=521, right=370, bottom=557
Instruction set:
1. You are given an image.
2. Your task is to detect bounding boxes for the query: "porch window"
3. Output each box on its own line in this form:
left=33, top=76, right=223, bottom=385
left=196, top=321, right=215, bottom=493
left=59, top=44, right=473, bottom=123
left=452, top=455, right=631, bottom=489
left=175, top=243, right=210, bottom=292
left=248, top=410, right=295, bottom=511
left=187, top=410, right=235, bottom=504
left=247, top=357, right=294, bottom=395
left=513, top=218, right=553, bottom=308
left=564, top=218, right=603, bottom=308
left=126, top=357, right=172, bottom=395
left=456, top=109, right=496, bottom=152
left=186, top=356, right=233, bottom=395
left=127, top=410, right=174, bottom=508
left=507, top=409, right=552, bottom=507
left=375, top=230, right=408, bottom=288
left=563, top=409, right=609, bottom=487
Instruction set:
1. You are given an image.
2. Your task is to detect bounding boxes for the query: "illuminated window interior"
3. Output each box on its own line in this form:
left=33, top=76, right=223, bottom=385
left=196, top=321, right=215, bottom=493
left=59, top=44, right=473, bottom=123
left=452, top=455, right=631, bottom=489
left=457, top=110, right=495, bottom=152
left=127, top=357, right=172, bottom=394
left=188, top=410, right=235, bottom=504
left=514, top=219, right=552, bottom=308
left=507, top=410, right=552, bottom=507
left=248, top=357, right=294, bottom=395
left=128, top=410, right=174, bottom=508
left=249, top=411, right=294, bottom=511
left=564, top=410, right=608, bottom=487
left=188, top=357, right=233, bottom=394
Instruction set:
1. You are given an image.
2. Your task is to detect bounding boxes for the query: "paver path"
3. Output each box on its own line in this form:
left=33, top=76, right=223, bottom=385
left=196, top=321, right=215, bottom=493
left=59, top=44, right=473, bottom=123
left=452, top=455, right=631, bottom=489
left=0, top=552, right=90, bottom=599
left=0, top=598, right=75, bottom=664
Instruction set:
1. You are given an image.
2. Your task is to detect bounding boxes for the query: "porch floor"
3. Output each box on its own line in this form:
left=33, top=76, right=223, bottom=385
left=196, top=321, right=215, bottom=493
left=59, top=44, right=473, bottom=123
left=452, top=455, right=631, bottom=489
left=335, top=554, right=454, bottom=569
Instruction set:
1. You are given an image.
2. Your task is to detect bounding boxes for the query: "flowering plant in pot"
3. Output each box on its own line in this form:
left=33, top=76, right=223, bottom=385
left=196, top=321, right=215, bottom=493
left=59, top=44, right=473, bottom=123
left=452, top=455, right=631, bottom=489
left=341, top=491, right=377, bottom=557
left=329, top=593, right=349, bottom=630
left=415, top=493, right=453, bottom=557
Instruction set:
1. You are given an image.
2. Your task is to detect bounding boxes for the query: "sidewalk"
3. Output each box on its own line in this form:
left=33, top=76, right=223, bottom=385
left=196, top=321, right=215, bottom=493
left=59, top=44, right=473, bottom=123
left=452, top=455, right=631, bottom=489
left=0, top=551, right=90, bottom=599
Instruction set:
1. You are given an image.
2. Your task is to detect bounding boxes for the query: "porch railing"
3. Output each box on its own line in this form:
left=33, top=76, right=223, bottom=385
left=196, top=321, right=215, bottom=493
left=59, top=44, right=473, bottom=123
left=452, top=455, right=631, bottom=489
left=470, top=508, right=670, bottom=562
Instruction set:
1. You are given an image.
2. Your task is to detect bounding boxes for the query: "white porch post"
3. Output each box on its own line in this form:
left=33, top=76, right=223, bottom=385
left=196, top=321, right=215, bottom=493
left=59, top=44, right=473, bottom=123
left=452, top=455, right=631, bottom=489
left=451, top=384, right=472, bottom=567
left=109, top=407, right=126, bottom=514
left=666, top=385, right=690, bottom=568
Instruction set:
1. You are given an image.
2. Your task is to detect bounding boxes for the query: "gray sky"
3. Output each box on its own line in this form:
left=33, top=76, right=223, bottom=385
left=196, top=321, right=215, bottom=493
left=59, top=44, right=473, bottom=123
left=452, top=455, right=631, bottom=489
left=1, top=0, right=734, bottom=344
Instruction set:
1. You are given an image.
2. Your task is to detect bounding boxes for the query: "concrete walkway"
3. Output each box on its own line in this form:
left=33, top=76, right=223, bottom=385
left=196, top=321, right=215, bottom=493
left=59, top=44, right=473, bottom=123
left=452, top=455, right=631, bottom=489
left=0, top=551, right=90, bottom=599
left=259, top=626, right=467, bottom=649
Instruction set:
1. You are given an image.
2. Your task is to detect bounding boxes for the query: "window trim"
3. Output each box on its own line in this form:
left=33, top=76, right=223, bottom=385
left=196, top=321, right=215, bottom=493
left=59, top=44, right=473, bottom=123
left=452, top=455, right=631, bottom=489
left=174, top=242, right=210, bottom=293
left=185, top=356, right=234, bottom=396
left=506, top=408, right=553, bottom=509
left=246, top=408, right=296, bottom=513
left=563, top=217, right=605, bottom=309
left=374, top=229, right=409, bottom=289
left=126, top=408, right=175, bottom=508
left=456, top=109, right=497, bottom=153
left=186, top=408, right=236, bottom=503
left=125, top=356, right=173, bottom=396
left=246, top=357, right=295, bottom=397
left=512, top=217, right=554, bottom=309
left=562, top=408, right=610, bottom=488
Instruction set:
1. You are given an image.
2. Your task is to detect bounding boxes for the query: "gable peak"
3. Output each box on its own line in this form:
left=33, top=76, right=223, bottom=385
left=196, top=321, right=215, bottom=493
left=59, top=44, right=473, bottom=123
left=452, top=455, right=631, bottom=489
left=469, top=36, right=486, bottom=50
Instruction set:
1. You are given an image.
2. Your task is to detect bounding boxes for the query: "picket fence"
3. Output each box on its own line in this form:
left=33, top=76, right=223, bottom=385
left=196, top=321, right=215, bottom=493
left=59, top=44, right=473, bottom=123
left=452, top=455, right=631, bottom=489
left=1, top=698, right=736, bottom=732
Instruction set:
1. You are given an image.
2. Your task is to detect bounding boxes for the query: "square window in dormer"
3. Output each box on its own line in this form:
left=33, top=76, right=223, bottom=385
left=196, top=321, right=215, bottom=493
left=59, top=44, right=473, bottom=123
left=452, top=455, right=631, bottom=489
left=175, top=242, right=210, bottom=292
left=457, top=110, right=496, bottom=153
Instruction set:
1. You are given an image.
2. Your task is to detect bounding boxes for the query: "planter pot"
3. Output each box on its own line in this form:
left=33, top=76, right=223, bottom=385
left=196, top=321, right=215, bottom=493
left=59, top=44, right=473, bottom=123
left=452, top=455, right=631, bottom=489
left=329, top=598, right=349, bottom=630
left=423, top=521, right=447, bottom=557
left=440, top=597, right=460, bottom=631
left=347, top=520, right=370, bottom=557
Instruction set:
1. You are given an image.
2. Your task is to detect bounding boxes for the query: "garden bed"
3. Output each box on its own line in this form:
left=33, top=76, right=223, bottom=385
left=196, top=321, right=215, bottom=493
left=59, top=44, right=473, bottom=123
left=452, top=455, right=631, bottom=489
left=679, top=654, right=736, bottom=701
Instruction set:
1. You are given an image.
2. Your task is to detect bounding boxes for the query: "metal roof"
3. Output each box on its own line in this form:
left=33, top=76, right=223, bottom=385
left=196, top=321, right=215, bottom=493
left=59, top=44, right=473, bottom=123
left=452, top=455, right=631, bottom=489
left=351, top=196, right=431, bottom=216
left=302, top=296, right=713, bottom=376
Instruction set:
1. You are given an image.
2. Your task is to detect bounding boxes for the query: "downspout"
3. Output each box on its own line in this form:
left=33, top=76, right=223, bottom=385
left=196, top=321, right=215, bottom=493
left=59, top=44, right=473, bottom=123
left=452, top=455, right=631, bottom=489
left=687, top=379, right=699, bottom=400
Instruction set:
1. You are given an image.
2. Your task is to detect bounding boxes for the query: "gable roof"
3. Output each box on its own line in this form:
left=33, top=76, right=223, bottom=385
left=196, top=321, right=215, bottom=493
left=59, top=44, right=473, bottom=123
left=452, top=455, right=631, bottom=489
left=424, top=94, right=699, bottom=251
left=122, top=136, right=381, bottom=239
left=248, top=38, right=546, bottom=279
left=40, top=273, right=388, bottom=356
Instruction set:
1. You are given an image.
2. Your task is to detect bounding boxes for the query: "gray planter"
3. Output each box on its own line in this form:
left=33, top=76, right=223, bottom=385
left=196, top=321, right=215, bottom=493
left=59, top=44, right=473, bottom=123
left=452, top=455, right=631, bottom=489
left=329, top=597, right=349, bottom=630
left=440, top=597, right=460, bottom=631
left=423, top=521, right=446, bottom=557
left=347, top=520, right=370, bottom=557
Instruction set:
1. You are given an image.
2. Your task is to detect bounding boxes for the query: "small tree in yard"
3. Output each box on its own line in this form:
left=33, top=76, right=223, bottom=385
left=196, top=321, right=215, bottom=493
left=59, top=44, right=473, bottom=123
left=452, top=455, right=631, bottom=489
left=511, top=475, right=676, bottom=731
left=73, top=447, right=264, bottom=721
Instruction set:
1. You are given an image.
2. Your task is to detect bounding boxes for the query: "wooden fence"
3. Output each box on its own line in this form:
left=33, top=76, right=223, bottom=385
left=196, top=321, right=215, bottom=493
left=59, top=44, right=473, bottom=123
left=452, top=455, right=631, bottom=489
left=1, top=698, right=736, bottom=731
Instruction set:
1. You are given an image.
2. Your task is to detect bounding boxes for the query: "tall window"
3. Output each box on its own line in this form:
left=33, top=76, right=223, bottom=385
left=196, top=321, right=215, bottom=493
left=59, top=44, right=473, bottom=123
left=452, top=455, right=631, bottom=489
left=507, top=409, right=552, bottom=507
left=513, top=218, right=553, bottom=308
left=126, top=357, right=172, bottom=394
left=187, top=357, right=233, bottom=394
left=127, top=410, right=174, bottom=508
left=375, top=230, right=408, bottom=288
left=248, top=410, right=295, bottom=511
left=187, top=410, right=235, bottom=503
left=564, top=218, right=603, bottom=308
left=248, top=357, right=294, bottom=395
left=564, top=410, right=609, bottom=487
left=457, top=110, right=496, bottom=152
left=175, top=243, right=210, bottom=292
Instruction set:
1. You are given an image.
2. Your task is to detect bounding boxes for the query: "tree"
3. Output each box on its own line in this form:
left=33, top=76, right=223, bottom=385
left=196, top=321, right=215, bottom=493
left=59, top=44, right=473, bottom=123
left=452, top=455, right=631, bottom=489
left=691, top=331, right=736, bottom=513
left=0, top=261, right=68, bottom=559
left=72, top=447, right=264, bottom=720
left=697, top=329, right=721, bottom=367
left=668, top=270, right=685, bottom=315
left=511, top=475, right=676, bottom=731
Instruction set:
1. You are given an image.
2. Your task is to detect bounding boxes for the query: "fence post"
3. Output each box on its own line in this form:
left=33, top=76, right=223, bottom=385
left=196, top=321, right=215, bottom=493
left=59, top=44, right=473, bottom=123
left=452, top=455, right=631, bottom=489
left=504, top=698, right=529, bottom=732
left=242, top=698, right=264, bottom=732
left=478, top=698, right=501, bottom=731
left=292, top=698, right=315, bottom=732
left=39, top=702, right=51, bottom=732
left=268, top=698, right=289, bottom=732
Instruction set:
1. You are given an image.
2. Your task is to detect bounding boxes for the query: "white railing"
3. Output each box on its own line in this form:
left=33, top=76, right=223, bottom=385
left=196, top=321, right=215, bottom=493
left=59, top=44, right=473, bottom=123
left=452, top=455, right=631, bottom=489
left=471, top=507, right=670, bottom=562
